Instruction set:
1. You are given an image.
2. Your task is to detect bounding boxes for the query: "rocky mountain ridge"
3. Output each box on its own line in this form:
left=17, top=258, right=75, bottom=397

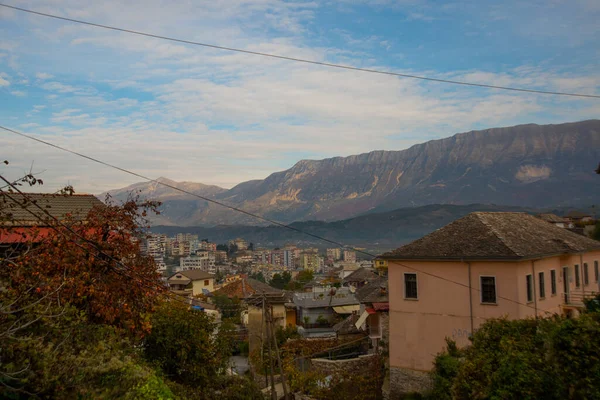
left=103, top=120, right=600, bottom=226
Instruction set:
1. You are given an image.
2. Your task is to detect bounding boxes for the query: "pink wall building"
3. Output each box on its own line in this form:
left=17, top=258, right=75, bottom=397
left=378, top=212, right=600, bottom=395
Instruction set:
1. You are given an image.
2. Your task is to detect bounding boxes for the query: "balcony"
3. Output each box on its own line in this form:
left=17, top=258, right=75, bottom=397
left=563, top=290, right=598, bottom=308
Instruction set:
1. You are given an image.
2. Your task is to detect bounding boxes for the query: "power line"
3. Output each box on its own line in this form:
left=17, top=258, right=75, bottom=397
left=1, top=125, right=556, bottom=315
left=1, top=2, right=599, bottom=99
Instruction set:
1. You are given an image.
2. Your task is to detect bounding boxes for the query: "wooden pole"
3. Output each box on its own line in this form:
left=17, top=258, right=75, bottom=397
left=270, top=305, right=290, bottom=400
left=265, top=295, right=277, bottom=400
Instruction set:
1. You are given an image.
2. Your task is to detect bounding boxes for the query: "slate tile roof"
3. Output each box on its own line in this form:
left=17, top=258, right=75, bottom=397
left=381, top=212, right=600, bottom=261
left=1, top=193, right=103, bottom=226
left=342, top=267, right=379, bottom=284
left=355, top=277, right=389, bottom=303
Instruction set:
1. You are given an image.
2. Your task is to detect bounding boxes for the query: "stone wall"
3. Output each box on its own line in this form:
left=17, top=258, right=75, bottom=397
left=388, top=366, right=433, bottom=399
left=311, top=354, right=378, bottom=376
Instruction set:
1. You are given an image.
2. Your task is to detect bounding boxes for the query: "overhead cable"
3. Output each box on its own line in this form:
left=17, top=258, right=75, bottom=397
left=0, top=3, right=599, bottom=99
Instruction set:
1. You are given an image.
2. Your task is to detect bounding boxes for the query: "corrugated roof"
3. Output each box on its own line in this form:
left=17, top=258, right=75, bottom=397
left=381, top=212, right=600, bottom=261
left=1, top=193, right=104, bottom=226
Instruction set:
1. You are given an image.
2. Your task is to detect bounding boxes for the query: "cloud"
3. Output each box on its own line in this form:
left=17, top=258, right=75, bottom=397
left=0, top=0, right=598, bottom=195
left=0, top=77, right=9, bottom=86
left=10, top=90, right=26, bottom=97
left=36, top=72, right=54, bottom=80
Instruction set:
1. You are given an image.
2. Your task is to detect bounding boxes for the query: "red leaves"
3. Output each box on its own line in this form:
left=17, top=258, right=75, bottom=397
left=6, top=199, right=165, bottom=335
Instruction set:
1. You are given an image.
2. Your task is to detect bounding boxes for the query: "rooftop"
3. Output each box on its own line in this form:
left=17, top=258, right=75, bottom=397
left=293, top=288, right=359, bottom=308
left=355, top=277, right=389, bottom=303
left=1, top=193, right=104, bottom=226
left=381, top=212, right=600, bottom=261
left=168, top=270, right=214, bottom=282
left=213, top=277, right=281, bottom=299
left=537, top=213, right=567, bottom=223
left=342, top=267, right=379, bottom=284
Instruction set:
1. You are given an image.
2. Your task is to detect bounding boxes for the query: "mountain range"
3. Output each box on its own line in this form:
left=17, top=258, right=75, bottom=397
left=103, top=120, right=600, bottom=226
left=149, top=203, right=575, bottom=253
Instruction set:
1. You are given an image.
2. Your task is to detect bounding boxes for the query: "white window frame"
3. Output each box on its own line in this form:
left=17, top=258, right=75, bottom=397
left=403, top=272, right=418, bottom=300
left=479, top=275, right=497, bottom=304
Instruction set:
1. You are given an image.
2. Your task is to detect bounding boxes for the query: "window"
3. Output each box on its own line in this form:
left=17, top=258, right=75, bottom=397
left=204, top=279, right=209, bottom=286
left=550, top=270, right=557, bottom=295
left=480, top=276, right=497, bottom=304
left=538, top=272, right=545, bottom=299
left=595, top=261, right=599, bottom=283
left=584, top=263, right=589, bottom=286
left=526, top=274, right=534, bottom=303
left=575, top=265, right=581, bottom=288
left=404, top=273, right=418, bottom=299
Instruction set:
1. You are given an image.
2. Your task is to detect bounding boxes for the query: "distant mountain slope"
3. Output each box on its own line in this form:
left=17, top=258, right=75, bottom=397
left=150, top=203, right=557, bottom=253
left=100, top=177, right=226, bottom=226
left=105, top=120, right=600, bottom=226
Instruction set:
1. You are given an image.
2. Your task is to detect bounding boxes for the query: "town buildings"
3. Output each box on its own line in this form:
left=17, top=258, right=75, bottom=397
left=179, top=252, right=216, bottom=272
left=343, top=250, right=357, bottom=263
left=378, top=212, right=600, bottom=395
left=327, top=248, right=342, bottom=261
left=167, top=269, right=215, bottom=296
left=293, top=287, right=360, bottom=338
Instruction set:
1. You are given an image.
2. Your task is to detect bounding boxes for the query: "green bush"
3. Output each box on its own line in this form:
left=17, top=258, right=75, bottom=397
left=430, top=314, right=600, bottom=400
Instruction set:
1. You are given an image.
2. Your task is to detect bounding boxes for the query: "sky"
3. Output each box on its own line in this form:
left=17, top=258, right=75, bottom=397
left=1, top=0, right=599, bottom=194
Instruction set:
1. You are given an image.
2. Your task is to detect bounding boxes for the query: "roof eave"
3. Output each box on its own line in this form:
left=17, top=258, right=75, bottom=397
left=379, top=248, right=600, bottom=263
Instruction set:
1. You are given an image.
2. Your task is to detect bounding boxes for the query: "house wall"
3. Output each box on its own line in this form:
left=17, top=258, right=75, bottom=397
left=191, top=278, right=215, bottom=296
left=247, top=303, right=289, bottom=357
left=387, top=251, right=600, bottom=394
left=298, top=307, right=335, bottom=324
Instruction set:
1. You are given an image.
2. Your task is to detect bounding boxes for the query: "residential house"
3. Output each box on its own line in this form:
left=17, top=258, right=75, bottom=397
left=565, top=210, right=594, bottom=223
left=537, top=213, right=574, bottom=229
left=293, top=287, right=360, bottom=338
left=1, top=193, right=104, bottom=249
left=342, top=267, right=379, bottom=289
left=377, top=212, right=600, bottom=396
left=336, top=262, right=360, bottom=279
left=167, top=270, right=215, bottom=296
left=245, top=290, right=296, bottom=355
left=354, top=277, right=389, bottom=349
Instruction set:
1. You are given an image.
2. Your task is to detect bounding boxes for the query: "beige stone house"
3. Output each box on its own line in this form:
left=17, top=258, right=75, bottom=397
left=378, top=212, right=600, bottom=395
left=167, top=269, right=215, bottom=296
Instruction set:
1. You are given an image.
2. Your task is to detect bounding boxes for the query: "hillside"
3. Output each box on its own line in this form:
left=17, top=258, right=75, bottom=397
left=105, top=120, right=600, bottom=226
left=149, top=203, right=558, bottom=253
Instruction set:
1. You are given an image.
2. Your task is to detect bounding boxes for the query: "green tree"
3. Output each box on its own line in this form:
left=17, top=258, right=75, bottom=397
left=270, top=272, right=291, bottom=289
left=430, top=315, right=600, bottom=400
left=143, top=302, right=233, bottom=386
left=286, top=270, right=314, bottom=290
left=591, top=222, right=600, bottom=240
left=213, top=294, right=243, bottom=321
left=250, top=271, right=266, bottom=283
left=216, top=243, right=228, bottom=252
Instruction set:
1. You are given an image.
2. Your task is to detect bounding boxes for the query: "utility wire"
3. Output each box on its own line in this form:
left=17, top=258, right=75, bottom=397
left=1, top=3, right=599, bottom=99
left=1, top=125, right=556, bottom=315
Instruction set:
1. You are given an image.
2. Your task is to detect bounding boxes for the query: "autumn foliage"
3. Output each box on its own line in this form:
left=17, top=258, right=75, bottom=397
left=4, top=196, right=165, bottom=334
